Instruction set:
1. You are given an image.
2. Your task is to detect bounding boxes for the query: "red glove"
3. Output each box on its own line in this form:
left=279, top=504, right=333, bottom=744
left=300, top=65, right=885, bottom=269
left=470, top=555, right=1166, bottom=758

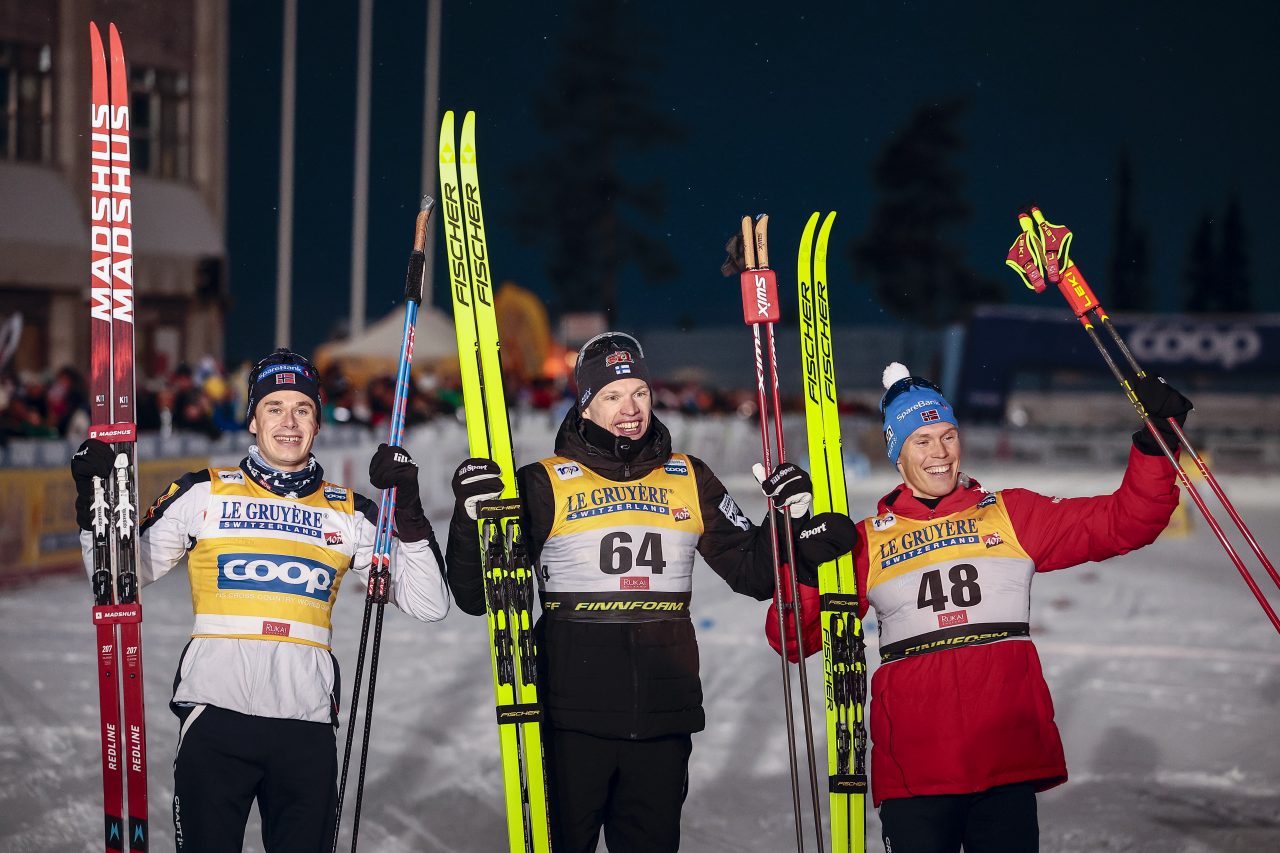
left=765, top=561, right=822, bottom=663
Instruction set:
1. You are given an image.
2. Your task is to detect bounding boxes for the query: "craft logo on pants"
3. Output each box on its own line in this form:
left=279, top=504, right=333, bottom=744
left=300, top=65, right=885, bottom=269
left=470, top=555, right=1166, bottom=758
left=217, top=553, right=334, bottom=601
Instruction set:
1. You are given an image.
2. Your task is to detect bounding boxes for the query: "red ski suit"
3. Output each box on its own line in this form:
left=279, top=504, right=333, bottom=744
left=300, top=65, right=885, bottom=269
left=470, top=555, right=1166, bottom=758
left=769, top=446, right=1180, bottom=806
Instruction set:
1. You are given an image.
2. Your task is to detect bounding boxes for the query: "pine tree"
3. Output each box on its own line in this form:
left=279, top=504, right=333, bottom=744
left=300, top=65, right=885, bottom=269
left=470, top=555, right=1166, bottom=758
left=1107, top=152, right=1151, bottom=311
left=506, top=0, right=683, bottom=321
left=850, top=98, right=1001, bottom=328
left=1183, top=214, right=1216, bottom=313
left=1217, top=194, right=1252, bottom=312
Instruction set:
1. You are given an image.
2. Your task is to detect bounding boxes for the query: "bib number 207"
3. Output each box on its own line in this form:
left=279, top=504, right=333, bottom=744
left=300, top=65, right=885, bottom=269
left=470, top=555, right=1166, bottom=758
left=917, top=564, right=982, bottom=611
left=600, top=531, right=667, bottom=575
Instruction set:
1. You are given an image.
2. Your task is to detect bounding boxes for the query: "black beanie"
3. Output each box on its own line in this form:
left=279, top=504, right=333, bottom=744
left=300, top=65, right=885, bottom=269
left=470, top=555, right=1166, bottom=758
left=574, top=332, right=651, bottom=411
left=246, top=348, right=323, bottom=423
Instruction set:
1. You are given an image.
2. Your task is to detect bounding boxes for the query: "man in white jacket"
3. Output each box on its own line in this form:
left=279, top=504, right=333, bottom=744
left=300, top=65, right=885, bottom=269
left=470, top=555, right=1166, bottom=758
left=71, top=348, right=450, bottom=852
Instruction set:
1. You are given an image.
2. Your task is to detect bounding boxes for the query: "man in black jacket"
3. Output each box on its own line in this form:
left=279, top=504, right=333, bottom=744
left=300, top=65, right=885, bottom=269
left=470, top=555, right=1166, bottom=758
left=446, top=331, right=855, bottom=853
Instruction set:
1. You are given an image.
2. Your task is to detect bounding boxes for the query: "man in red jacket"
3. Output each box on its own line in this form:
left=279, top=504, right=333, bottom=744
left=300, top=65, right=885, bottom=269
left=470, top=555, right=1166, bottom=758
left=772, top=362, right=1191, bottom=853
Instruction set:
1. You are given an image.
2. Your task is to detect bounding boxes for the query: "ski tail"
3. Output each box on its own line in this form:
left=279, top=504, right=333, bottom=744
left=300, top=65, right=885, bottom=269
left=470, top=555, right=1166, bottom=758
left=798, top=211, right=868, bottom=853
left=441, top=110, right=550, bottom=853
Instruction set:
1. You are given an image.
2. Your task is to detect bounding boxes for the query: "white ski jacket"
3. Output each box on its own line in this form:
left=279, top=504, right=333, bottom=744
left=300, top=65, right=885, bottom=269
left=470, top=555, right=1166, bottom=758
left=81, top=462, right=449, bottom=725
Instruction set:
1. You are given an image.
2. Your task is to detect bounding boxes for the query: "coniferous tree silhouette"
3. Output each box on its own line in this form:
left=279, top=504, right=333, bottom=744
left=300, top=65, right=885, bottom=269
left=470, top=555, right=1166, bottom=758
left=1217, top=194, right=1253, bottom=312
left=507, top=0, right=683, bottom=321
left=1183, top=214, right=1217, bottom=313
left=850, top=98, right=1001, bottom=328
left=1107, top=152, right=1151, bottom=311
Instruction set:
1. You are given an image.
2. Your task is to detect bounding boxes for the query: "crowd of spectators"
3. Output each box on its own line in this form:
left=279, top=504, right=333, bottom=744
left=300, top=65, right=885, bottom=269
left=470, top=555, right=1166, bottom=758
left=1, top=357, right=866, bottom=448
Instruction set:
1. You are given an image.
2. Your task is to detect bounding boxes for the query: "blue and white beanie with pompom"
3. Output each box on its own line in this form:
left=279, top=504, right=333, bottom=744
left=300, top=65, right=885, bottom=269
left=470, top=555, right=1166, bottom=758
left=879, top=362, right=959, bottom=466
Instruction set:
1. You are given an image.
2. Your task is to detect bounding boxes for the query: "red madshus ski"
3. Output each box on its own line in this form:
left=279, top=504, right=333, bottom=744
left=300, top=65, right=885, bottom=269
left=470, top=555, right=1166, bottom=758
left=88, top=21, right=148, bottom=853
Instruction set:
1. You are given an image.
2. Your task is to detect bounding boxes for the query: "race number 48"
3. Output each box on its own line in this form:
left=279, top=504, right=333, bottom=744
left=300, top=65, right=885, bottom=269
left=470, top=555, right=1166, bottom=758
left=599, top=531, right=667, bottom=575
left=917, top=564, right=982, bottom=611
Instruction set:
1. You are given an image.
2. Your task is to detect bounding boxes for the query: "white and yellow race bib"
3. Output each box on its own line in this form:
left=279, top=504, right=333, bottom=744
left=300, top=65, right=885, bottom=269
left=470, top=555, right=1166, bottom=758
left=539, top=454, right=705, bottom=621
left=864, top=492, right=1035, bottom=663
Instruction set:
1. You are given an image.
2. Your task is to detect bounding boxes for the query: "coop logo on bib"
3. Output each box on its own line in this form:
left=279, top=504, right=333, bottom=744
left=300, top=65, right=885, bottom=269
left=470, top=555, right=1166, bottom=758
left=217, top=553, right=334, bottom=601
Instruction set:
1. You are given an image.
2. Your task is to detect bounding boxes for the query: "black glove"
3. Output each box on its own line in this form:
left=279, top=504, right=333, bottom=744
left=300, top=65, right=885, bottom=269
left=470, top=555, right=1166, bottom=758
left=754, top=462, right=813, bottom=519
left=793, top=512, right=858, bottom=586
left=451, top=457, right=504, bottom=521
left=71, top=439, right=116, bottom=531
left=1130, top=375, right=1193, bottom=456
left=369, top=444, right=430, bottom=541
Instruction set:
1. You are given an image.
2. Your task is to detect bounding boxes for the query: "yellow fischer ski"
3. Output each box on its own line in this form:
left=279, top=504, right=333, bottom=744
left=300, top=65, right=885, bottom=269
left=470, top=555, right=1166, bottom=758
left=797, top=212, right=867, bottom=853
left=440, top=110, right=551, bottom=853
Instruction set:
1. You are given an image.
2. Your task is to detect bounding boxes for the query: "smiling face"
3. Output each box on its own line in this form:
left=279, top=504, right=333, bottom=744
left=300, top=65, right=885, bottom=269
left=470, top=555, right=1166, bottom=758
left=581, top=378, right=652, bottom=438
left=895, top=421, right=962, bottom=499
left=248, top=390, right=319, bottom=471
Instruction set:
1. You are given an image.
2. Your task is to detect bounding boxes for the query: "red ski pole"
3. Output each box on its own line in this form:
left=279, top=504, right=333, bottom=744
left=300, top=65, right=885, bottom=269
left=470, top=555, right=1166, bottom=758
left=739, top=214, right=825, bottom=852
left=1007, top=208, right=1280, bottom=635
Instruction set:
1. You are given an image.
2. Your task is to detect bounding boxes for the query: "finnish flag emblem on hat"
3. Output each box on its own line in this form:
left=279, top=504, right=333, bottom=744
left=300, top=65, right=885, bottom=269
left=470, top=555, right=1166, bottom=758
left=614, top=364, right=632, bottom=375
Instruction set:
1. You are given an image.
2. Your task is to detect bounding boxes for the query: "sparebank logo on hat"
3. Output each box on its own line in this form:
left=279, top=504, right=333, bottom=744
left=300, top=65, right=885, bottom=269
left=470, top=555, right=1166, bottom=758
left=259, top=363, right=310, bottom=381
left=217, top=553, right=334, bottom=601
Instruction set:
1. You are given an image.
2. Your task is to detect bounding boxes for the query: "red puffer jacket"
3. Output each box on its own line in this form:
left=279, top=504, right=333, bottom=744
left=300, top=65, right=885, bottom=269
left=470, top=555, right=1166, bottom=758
left=769, top=446, right=1180, bottom=805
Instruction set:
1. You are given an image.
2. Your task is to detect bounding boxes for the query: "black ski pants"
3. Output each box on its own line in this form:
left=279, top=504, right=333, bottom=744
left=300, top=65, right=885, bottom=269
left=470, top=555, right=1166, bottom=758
left=879, top=782, right=1039, bottom=853
left=172, top=705, right=337, bottom=853
left=545, top=728, right=693, bottom=853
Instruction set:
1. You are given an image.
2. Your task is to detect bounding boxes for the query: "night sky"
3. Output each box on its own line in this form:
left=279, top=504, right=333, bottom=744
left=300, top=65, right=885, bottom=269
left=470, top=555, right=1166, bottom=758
left=224, top=0, right=1280, bottom=364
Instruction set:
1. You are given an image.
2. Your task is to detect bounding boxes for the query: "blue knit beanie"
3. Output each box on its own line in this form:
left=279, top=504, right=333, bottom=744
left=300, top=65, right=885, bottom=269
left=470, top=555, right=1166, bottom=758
left=880, top=362, right=959, bottom=466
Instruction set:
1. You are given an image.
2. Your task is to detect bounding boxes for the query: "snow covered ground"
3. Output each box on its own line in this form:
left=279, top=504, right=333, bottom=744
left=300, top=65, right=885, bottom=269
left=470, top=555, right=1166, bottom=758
left=1, top=462, right=1277, bottom=852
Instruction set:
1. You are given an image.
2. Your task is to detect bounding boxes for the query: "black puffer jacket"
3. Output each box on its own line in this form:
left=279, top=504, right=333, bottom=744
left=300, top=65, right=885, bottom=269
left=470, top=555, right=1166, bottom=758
left=447, top=408, right=780, bottom=739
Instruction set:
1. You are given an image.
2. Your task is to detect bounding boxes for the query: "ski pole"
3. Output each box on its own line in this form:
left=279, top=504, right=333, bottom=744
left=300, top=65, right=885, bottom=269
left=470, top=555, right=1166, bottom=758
left=754, top=215, right=828, bottom=851
left=738, top=213, right=815, bottom=852
left=1006, top=207, right=1280, bottom=635
left=335, top=195, right=436, bottom=851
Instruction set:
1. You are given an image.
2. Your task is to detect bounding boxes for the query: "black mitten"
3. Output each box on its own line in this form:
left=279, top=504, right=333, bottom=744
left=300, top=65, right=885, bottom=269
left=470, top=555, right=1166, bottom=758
left=792, top=512, right=858, bottom=586
left=70, top=439, right=116, bottom=531
left=369, top=443, right=430, bottom=542
left=451, top=457, right=504, bottom=521
left=1131, top=375, right=1193, bottom=456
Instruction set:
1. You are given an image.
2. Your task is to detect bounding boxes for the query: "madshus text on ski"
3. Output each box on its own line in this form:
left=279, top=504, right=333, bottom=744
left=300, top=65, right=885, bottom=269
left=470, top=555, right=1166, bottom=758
left=66, top=27, right=1278, bottom=853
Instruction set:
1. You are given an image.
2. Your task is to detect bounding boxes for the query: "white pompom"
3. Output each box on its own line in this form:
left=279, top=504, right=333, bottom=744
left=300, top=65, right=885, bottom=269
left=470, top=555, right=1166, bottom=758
left=882, top=362, right=911, bottom=390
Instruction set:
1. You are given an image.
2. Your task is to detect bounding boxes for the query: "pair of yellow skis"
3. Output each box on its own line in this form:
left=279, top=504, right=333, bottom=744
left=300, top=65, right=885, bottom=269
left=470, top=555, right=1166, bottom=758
left=796, top=212, right=869, bottom=853
left=439, top=111, right=551, bottom=852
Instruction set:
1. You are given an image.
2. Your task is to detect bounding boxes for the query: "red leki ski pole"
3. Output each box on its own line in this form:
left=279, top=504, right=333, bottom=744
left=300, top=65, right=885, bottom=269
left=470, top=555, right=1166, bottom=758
left=1005, top=206, right=1280, bottom=635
